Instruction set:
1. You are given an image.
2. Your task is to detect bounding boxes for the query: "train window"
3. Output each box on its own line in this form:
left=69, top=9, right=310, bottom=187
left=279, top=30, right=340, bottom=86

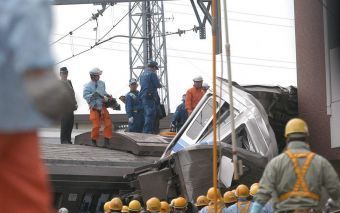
left=186, top=98, right=216, bottom=140
left=95, top=194, right=110, bottom=213
left=79, top=193, right=94, bottom=213
left=222, top=125, right=256, bottom=153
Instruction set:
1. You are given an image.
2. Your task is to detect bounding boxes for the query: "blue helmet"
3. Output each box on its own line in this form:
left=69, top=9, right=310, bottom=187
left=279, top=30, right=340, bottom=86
left=147, top=60, right=159, bottom=70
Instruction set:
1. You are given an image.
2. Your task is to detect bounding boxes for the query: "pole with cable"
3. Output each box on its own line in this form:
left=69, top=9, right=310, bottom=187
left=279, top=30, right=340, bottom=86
left=211, top=0, right=218, bottom=212
left=222, top=0, right=239, bottom=179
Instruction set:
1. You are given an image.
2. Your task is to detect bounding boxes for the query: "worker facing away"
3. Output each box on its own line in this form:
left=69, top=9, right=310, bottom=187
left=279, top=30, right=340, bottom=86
left=171, top=94, right=188, bottom=132
left=125, top=78, right=144, bottom=133
left=129, top=200, right=142, bottom=213
left=60, top=67, right=78, bottom=144
left=250, top=118, right=340, bottom=213
left=83, top=68, right=113, bottom=147
left=160, top=201, right=170, bottom=213
left=226, top=184, right=253, bottom=213
left=122, top=205, right=129, bottom=213
left=146, top=197, right=162, bottom=213
left=172, top=197, right=188, bottom=213
left=185, top=76, right=205, bottom=115
left=110, top=197, right=123, bottom=213
left=139, top=60, right=162, bottom=134
left=200, top=187, right=227, bottom=213
left=195, top=195, right=209, bottom=211
left=104, top=202, right=111, bottom=213
left=223, top=191, right=237, bottom=208
left=0, top=1, right=75, bottom=212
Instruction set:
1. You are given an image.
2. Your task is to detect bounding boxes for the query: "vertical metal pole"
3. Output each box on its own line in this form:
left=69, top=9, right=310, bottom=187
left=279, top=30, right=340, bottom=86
left=129, top=2, right=133, bottom=80
left=222, top=0, right=238, bottom=179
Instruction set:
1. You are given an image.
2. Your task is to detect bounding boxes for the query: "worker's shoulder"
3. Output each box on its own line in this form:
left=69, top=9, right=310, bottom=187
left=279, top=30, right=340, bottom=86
left=186, top=87, right=196, bottom=93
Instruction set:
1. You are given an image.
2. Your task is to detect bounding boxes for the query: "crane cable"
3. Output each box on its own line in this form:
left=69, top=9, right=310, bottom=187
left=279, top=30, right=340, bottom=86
left=222, top=0, right=239, bottom=180
left=211, top=0, right=218, bottom=212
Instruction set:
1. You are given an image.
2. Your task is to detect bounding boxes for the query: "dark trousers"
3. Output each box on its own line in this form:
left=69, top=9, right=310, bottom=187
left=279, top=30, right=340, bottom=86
left=60, top=111, right=74, bottom=144
left=128, top=112, right=144, bottom=133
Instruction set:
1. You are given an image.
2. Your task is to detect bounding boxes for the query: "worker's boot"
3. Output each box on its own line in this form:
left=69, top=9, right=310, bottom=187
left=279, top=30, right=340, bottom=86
left=104, top=138, right=110, bottom=148
left=91, top=139, right=97, bottom=147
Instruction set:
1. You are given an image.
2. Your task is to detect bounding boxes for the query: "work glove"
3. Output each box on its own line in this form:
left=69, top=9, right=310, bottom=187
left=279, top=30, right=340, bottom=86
left=128, top=117, right=134, bottom=123
left=170, top=123, right=176, bottom=132
left=92, top=92, right=100, bottom=99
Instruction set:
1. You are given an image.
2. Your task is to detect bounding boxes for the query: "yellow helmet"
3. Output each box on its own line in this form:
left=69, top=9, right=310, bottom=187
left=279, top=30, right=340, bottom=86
left=104, top=202, right=111, bottom=213
left=170, top=199, right=176, bottom=208
left=110, top=197, right=123, bottom=211
left=223, top=191, right=237, bottom=204
left=249, top=183, right=260, bottom=196
left=235, top=184, right=250, bottom=198
left=129, top=200, right=142, bottom=212
left=122, top=205, right=129, bottom=213
left=160, top=201, right=170, bottom=213
left=285, top=118, right=309, bottom=138
left=195, top=195, right=209, bottom=207
left=146, top=197, right=161, bottom=212
left=206, top=187, right=222, bottom=201
left=173, top=197, right=187, bottom=209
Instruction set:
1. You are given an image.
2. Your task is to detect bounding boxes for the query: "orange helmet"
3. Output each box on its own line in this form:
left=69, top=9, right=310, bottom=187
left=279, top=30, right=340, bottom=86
left=160, top=201, right=170, bottom=213
left=104, top=202, right=111, bottom=213
left=146, top=197, right=161, bottom=212
left=173, top=197, right=187, bottom=209
left=195, top=195, right=209, bottom=207
left=235, top=184, right=250, bottom=198
left=206, top=187, right=222, bottom=201
left=223, top=191, right=237, bottom=204
left=129, top=200, right=142, bottom=212
left=122, top=205, right=129, bottom=213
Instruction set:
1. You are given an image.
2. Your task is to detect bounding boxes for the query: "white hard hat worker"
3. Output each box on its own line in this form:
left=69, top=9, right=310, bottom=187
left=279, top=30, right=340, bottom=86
left=89, top=67, right=103, bottom=76
left=58, top=207, right=69, bottom=213
left=193, top=76, right=203, bottom=82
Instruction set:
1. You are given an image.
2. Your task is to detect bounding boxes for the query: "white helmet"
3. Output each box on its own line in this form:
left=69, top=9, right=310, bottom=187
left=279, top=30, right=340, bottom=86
left=202, top=83, right=210, bottom=89
left=58, top=207, right=69, bottom=213
left=193, top=76, right=203, bottom=81
left=89, top=67, right=103, bottom=75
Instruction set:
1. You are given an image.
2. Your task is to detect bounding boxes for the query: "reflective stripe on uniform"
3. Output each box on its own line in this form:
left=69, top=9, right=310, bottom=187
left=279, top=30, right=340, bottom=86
left=236, top=201, right=250, bottom=213
left=278, top=150, right=320, bottom=202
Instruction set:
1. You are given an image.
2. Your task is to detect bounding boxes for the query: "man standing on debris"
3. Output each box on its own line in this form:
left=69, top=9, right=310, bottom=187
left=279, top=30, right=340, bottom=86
left=185, top=76, right=205, bottom=115
left=139, top=61, right=162, bottom=134
left=0, top=1, right=74, bottom=212
left=83, top=68, right=112, bottom=147
left=171, top=94, right=188, bottom=132
left=60, top=67, right=78, bottom=144
left=250, top=118, right=340, bottom=213
left=125, top=79, right=144, bottom=133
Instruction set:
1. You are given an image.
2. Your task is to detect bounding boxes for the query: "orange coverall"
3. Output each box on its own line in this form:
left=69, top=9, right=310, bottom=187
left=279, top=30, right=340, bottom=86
left=185, top=87, right=205, bottom=114
left=90, top=107, right=113, bottom=140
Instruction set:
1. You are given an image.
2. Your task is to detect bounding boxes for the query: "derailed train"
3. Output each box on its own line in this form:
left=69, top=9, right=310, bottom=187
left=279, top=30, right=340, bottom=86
left=124, top=78, right=297, bottom=203
left=44, top=78, right=297, bottom=212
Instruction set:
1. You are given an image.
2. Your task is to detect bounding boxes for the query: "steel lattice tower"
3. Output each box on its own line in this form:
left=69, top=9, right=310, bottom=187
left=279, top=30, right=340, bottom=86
left=129, top=1, right=170, bottom=113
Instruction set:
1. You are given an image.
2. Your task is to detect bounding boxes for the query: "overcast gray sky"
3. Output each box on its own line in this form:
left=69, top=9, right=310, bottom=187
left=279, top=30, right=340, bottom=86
left=51, top=0, right=296, bottom=114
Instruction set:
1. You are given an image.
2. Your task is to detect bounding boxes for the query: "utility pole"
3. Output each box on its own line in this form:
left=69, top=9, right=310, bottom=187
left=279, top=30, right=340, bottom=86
left=129, top=1, right=170, bottom=113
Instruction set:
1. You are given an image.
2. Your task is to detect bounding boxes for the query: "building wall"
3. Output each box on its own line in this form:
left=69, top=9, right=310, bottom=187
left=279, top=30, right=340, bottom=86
left=294, top=0, right=340, bottom=160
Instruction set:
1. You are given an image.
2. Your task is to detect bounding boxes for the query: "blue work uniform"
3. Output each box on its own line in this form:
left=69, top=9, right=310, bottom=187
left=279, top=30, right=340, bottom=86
left=83, top=80, right=108, bottom=110
left=171, top=101, right=188, bottom=131
left=0, top=0, right=54, bottom=132
left=226, top=198, right=253, bottom=213
left=125, top=90, right=144, bottom=133
left=139, top=68, right=161, bottom=134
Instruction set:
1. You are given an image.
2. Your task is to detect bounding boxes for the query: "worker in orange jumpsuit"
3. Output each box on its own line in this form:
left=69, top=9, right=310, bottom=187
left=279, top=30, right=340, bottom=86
left=185, top=76, right=205, bottom=115
left=83, top=68, right=113, bottom=147
left=0, top=1, right=75, bottom=212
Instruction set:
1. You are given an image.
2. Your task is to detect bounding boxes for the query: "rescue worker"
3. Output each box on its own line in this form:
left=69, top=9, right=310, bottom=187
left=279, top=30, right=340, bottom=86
left=60, top=67, right=78, bottom=144
left=0, top=1, right=74, bottom=212
left=110, top=197, right=123, bottom=213
left=58, top=207, right=69, bottom=213
left=250, top=118, right=340, bottom=213
left=83, top=68, right=113, bottom=147
left=172, top=197, right=187, bottom=213
left=249, top=183, right=259, bottom=201
left=170, top=198, right=176, bottom=212
left=226, top=184, right=252, bottom=213
left=202, top=83, right=210, bottom=93
left=104, top=202, right=111, bottom=213
left=200, top=187, right=227, bottom=213
left=171, top=94, right=188, bottom=132
left=185, top=76, right=205, bottom=115
left=129, top=200, right=142, bottom=213
left=122, top=205, right=129, bottom=213
left=160, top=201, right=170, bottom=213
left=223, top=191, right=237, bottom=208
left=195, top=195, right=209, bottom=211
left=125, top=78, right=144, bottom=133
left=146, top=197, right=161, bottom=213
left=139, top=60, right=162, bottom=134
